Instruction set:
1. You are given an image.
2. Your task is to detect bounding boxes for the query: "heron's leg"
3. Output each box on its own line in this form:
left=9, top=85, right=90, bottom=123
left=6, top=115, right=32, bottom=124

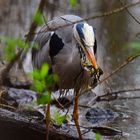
left=73, top=90, right=83, bottom=140
left=46, top=103, right=51, bottom=140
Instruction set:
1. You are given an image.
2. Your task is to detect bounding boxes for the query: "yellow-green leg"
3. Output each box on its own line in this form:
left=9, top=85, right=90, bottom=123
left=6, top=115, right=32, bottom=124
left=73, top=90, right=83, bottom=140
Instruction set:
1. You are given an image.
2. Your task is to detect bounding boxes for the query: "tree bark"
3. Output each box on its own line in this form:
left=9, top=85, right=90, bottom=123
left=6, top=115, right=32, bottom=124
left=0, top=108, right=81, bottom=140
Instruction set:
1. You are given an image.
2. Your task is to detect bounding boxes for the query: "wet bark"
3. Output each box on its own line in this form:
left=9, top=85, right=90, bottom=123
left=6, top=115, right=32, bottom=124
left=0, top=87, right=82, bottom=140
left=0, top=108, right=81, bottom=140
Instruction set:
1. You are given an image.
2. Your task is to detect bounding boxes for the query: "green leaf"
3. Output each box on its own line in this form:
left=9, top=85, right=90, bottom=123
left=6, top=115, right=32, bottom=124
left=53, top=74, right=59, bottom=82
left=32, top=70, right=41, bottom=80
left=46, top=74, right=58, bottom=88
left=1, top=37, right=28, bottom=61
left=3, top=37, right=16, bottom=61
left=31, top=64, right=49, bottom=93
left=32, top=43, right=39, bottom=49
left=125, top=42, right=140, bottom=50
left=96, top=133, right=101, bottom=140
left=54, top=111, right=67, bottom=126
left=37, top=91, right=52, bottom=104
left=17, top=38, right=28, bottom=49
left=69, top=0, right=77, bottom=7
left=33, top=11, right=44, bottom=26
left=33, top=80, right=46, bottom=93
left=40, top=63, right=49, bottom=79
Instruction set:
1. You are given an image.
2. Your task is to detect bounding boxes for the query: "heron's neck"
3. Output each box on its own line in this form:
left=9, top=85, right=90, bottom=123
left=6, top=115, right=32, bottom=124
left=76, top=44, right=86, bottom=64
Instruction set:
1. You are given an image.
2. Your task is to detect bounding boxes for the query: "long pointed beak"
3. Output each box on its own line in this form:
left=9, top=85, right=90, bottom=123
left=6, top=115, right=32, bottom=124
left=84, top=47, right=98, bottom=70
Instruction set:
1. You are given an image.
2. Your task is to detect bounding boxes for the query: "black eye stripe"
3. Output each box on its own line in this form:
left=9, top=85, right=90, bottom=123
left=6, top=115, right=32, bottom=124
left=93, top=39, right=97, bottom=55
left=76, top=23, right=85, bottom=39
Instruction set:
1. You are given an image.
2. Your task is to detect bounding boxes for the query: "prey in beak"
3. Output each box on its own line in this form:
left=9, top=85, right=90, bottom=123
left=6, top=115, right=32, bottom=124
left=82, top=44, right=103, bottom=79
left=73, top=22, right=103, bottom=79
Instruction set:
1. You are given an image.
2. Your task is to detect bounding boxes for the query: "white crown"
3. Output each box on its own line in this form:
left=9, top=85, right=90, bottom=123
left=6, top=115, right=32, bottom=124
left=82, top=23, right=95, bottom=47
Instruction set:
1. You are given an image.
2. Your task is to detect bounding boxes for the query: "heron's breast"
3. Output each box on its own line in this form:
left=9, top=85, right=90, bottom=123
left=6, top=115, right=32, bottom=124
left=52, top=47, right=91, bottom=89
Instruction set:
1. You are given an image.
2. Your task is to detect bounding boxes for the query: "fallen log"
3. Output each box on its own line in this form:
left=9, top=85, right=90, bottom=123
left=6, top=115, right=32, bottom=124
left=0, top=87, right=92, bottom=140
left=0, top=108, right=81, bottom=140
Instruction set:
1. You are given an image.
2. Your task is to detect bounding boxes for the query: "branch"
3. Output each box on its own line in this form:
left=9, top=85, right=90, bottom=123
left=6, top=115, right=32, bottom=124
left=25, top=0, right=46, bottom=42
left=95, top=88, right=140, bottom=102
left=37, top=1, right=140, bottom=34
left=81, top=53, right=140, bottom=96
left=119, top=0, right=140, bottom=24
left=0, top=0, right=46, bottom=86
left=96, top=53, right=140, bottom=87
left=85, top=1, right=140, bottom=21
left=69, top=124, right=122, bottom=136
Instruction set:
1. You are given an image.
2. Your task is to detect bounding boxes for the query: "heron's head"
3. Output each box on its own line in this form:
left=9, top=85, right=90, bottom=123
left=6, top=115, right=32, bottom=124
left=73, top=22, right=98, bottom=71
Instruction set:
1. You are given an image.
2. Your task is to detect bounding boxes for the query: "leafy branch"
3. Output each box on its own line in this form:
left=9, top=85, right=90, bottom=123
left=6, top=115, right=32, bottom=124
left=0, top=0, right=46, bottom=86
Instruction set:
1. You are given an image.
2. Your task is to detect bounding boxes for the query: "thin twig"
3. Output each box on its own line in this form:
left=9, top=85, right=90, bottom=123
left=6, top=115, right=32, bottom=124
left=25, top=0, right=46, bottom=42
left=0, top=103, right=16, bottom=111
left=0, top=51, right=23, bottom=86
left=109, top=88, right=140, bottom=95
left=68, top=123, right=122, bottom=136
left=52, top=94, right=65, bottom=109
left=118, top=96, right=140, bottom=100
left=96, top=53, right=140, bottom=87
left=95, top=88, right=140, bottom=102
left=36, top=1, right=140, bottom=34
left=0, top=0, right=46, bottom=87
left=119, top=0, right=140, bottom=24
left=78, top=104, right=92, bottom=109
left=82, top=53, right=140, bottom=95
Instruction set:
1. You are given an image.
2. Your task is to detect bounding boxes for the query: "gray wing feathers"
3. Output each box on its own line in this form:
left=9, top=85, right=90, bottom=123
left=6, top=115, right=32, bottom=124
left=23, top=15, right=82, bottom=74
left=32, top=31, right=52, bottom=69
left=32, top=15, right=82, bottom=69
left=47, top=15, right=82, bottom=43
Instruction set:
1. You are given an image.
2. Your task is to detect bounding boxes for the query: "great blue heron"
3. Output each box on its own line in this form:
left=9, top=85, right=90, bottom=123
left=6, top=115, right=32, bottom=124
left=23, top=15, right=103, bottom=140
